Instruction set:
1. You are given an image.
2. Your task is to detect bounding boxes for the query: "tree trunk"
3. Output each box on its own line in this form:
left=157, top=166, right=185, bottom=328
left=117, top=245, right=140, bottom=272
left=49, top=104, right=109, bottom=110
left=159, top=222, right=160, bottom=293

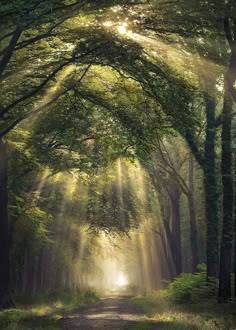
left=188, top=153, right=200, bottom=272
left=22, top=249, right=28, bottom=294
left=155, top=226, right=175, bottom=281
left=218, top=91, right=233, bottom=302
left=0, top=139, right=12, bottom=308
left=234, top=158, right=236, bottom=298
left=188, top=194, right=200, bottom=272
left=218, top=21, right=236, bottom=302
left=170, top=188, right=182, bottom=275
left=204, top=93, right=219, bottom=279
left=159, top=198, right=175, bottom=279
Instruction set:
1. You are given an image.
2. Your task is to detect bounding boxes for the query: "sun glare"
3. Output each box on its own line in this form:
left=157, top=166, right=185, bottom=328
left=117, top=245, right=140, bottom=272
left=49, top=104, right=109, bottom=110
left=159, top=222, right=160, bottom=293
left=117, top=22, right=129, bottom=35
left=117, top=25, right=127, bottom=34
left=102, top=19, right=131, bottom=36
left=116, top=273, right=128, bottom=286
left=103, top=21, right=113, bottom=27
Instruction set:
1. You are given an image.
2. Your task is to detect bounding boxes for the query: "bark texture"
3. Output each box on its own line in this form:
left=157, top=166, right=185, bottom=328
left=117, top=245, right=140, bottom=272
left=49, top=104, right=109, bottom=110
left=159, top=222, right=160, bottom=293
left=204, top=94, right=219, bottom=279
left=0, top=139, right=13, bottom=308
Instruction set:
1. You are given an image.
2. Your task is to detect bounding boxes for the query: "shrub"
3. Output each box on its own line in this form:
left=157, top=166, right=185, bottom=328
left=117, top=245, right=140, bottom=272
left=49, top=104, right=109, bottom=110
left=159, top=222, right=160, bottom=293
left=166, top=265, right=216, bottom=304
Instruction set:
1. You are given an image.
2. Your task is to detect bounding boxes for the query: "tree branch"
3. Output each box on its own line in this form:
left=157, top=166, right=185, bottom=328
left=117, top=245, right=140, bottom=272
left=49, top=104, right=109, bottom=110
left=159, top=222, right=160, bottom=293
left=1, top=44, right=100, bottom=117
left=0, top=26, right=22, bottom=77
left=184, top=130, right=204, bottom=166
left=0, top=64, right=92, bottom=137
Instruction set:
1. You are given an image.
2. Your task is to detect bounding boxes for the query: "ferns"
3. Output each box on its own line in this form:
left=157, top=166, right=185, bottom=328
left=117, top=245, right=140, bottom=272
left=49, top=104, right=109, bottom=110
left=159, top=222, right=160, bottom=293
left=166, top=265, right=217, bottom=304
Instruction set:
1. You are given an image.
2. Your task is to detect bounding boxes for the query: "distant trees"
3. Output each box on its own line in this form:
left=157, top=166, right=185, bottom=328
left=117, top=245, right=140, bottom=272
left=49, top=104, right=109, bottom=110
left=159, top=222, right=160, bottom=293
left=9, top=144, right=165, bottom=294
left=144, top=138, right=202, bottom=276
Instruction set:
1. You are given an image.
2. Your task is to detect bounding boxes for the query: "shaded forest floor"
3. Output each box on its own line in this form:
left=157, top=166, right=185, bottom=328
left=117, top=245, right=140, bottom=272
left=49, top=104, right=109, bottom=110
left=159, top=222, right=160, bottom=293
left=1, top=291, right=236, bottom=329
left=0, top=289, right=98, bottom=330
left=131, top=294, right=236, bottom=330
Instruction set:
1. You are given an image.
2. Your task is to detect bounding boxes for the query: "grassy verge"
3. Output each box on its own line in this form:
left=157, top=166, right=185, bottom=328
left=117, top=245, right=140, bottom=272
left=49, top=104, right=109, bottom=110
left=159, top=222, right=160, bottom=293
left=130, top=292, right=236, bottom=330
left=0, top=288, right=99, bottom=330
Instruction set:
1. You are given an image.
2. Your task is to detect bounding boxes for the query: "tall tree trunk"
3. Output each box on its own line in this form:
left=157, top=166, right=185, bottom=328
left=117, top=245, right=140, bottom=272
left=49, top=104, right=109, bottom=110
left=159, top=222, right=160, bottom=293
left=0, top=139, right=12, bottom=308
left=188, top=153, right=200, bottom=272
left=154, top=226, right=175, bottom=281
left=218, top=18, right=236, bottom=302
left=170, top=187, right=182, bottom=275
left=218, top=91, right=233, bottom=302
left=204, top=93, right=219, bottom=279
left=38, top=250, right=44, bottom=291
left=159, top=197, right=175, bottom=279
left=22, top=249, right=28, bottom=294
left=234, top=157, right=236, bottom=298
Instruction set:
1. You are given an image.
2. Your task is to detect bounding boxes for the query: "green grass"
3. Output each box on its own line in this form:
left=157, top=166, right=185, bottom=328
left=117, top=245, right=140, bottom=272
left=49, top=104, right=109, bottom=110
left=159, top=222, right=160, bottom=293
left=125, top=322, right=156, bottom=330
left=0, top=308, right=60, bottom=330
left=130, top=292, right=236, bottom=330
left=0, top=289, right=99, bottom=330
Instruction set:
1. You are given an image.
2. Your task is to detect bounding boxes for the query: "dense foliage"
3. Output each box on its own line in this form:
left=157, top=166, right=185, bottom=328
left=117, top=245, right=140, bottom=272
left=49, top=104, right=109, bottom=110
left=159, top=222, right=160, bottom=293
left=0, top=0, right=236, bottom=316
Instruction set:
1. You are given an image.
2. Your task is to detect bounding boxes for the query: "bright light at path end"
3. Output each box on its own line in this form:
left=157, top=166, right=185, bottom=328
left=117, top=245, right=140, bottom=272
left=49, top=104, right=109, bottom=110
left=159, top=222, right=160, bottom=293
left=116, top=273, right=128, bottom=286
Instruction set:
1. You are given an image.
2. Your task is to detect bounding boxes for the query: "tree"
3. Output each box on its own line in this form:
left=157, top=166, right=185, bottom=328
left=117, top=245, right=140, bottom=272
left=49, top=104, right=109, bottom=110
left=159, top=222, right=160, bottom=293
left=218, top=17, right=236, bottom=303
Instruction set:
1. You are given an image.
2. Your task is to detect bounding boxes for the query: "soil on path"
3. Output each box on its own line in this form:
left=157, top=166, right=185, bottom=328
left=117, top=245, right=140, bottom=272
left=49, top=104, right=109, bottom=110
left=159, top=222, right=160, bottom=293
left=58, top=294, right=155, bottom=329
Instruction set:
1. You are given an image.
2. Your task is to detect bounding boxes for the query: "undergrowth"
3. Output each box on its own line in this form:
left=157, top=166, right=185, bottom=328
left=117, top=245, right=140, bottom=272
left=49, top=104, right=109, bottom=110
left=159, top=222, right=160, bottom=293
left=0, top=288, right=98, bottom=330
left=131, top=266, right=236, bottom=329
left=165, top=264, right=217, bottom=304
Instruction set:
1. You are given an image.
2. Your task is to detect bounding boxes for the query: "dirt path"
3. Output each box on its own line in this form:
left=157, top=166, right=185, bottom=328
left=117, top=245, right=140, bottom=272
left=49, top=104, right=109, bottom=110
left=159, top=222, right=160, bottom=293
left=58, top=294, right=154, bottom=329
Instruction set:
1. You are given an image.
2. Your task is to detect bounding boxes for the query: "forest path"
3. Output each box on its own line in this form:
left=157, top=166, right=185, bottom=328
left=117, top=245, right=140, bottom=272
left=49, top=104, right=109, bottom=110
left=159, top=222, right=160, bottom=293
left=58, top=293, right=154, bottom=329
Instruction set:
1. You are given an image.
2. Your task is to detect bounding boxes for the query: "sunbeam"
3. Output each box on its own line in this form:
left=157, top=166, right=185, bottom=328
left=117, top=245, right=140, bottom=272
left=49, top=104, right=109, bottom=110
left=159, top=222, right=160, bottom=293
left=2, top=1, right=235, bottom=327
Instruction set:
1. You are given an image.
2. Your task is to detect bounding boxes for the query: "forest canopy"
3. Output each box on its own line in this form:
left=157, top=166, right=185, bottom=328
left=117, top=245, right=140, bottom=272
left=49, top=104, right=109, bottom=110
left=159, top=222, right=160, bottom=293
left=0, top=1, right=236, bottom=323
